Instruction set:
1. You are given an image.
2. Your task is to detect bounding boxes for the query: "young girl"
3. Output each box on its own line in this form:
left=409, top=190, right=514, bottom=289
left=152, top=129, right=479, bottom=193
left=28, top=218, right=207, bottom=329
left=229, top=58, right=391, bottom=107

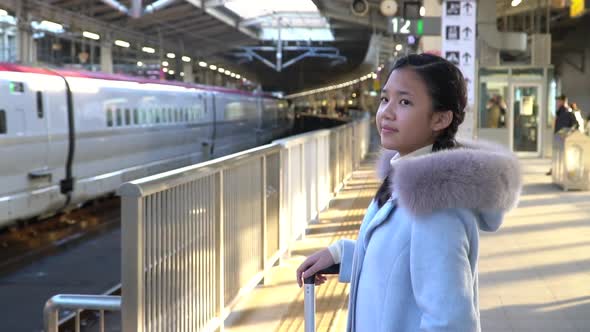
left=296, top=54, right=521, bottom=331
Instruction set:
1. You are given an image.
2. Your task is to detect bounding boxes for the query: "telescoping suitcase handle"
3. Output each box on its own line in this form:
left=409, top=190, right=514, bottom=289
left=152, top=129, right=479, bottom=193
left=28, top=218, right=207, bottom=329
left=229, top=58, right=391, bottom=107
left=303, top=264, right=341, bottom=332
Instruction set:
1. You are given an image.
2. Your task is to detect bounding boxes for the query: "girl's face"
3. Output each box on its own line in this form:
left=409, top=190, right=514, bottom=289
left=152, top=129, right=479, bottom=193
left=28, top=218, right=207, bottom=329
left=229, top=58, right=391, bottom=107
left=376, top=68, right=451, bottom=155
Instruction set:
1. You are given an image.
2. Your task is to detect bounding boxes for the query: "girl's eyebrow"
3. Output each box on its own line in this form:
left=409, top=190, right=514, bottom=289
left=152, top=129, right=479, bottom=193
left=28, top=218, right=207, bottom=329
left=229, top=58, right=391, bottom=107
left=382, top=88, right=413, bottom=97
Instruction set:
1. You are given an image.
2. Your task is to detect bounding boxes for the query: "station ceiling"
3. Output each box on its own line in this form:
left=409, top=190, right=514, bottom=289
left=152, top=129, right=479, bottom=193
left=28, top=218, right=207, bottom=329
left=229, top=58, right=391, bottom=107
left=8, top=0, right=590, bottom=93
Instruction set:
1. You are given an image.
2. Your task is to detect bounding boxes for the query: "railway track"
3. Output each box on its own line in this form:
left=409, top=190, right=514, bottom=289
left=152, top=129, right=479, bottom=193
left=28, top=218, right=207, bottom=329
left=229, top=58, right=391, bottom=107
left=0, top=196, right=121, bottom=274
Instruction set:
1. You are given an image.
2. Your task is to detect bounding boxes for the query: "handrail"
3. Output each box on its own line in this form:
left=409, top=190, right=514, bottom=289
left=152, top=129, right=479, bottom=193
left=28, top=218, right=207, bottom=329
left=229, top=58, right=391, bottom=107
left=118, top=143, right=281, bottom=197
left=44, top=294, right=121, bottom=332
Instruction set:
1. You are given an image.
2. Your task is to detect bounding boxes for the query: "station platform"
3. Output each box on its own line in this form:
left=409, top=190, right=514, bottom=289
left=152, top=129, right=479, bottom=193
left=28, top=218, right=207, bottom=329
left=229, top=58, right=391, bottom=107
left=224, top=151, right=590, bottom=332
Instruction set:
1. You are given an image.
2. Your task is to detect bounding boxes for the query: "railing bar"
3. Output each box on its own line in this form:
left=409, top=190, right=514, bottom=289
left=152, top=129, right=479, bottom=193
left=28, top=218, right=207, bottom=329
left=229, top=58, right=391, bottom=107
left=100, top=309, right=105, bottom=332
left=75, top=309, right=80, bottom=332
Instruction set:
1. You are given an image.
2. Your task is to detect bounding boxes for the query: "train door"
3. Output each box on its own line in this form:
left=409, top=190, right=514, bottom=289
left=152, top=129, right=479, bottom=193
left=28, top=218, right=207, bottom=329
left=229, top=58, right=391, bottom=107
left=26, top=85, right=53, bottom=186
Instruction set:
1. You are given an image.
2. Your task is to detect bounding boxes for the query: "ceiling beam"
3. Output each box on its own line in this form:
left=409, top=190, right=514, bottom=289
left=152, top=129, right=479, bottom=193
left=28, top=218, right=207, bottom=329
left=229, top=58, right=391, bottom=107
left=184, top=0, right=259, bottom=39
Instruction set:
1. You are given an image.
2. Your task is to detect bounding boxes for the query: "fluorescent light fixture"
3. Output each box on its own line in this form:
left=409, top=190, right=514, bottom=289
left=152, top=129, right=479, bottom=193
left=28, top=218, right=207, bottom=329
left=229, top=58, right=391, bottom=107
left=167, top=53, right=176, bottom=59
left=162, top=61, right=169, bottom=67
left=114, top=39, right=130, bottom=48
left=83, top=31, right=100, bottom=40
left=209, top=65, right=217, bottom=70
left=142, top=46, right=155, bottom=53
left=137, top=61, right=143, bottom=67
left=169, top=70, right=175, bottom=75
left=395, top=44, right=403, bottom=51
left=419, top=6, right=425, bottom=16
left=182, top=56, right=191, bottom=62
left=36, top=20, right=64, bottom=33
left=511, top=0, right=522, bottom=6
left=180, top=72, right=185, bottom=77
left=199, top=61, right=208, bottom=67
left=230, top=73, right=236, bottom=77
left=218, top=67, right=225, bottom=73
left=224, top=70, right=231, bottom=75
left=236, top=74, right=241, bottom=79
left=0, top=9, right=8, bottom=16
left=163, top=67, right=168, bottom=72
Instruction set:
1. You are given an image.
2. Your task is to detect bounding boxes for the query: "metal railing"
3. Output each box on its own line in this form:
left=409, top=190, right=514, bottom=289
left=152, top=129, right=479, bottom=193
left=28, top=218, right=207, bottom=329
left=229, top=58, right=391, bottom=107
left=43, top=295, right=121, bottom=332
left=43, top=113, right=370, bottom=332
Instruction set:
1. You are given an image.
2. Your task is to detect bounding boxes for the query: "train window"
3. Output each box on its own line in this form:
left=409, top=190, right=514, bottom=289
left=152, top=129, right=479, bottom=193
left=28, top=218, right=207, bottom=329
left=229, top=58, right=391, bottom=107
left=0, top=110, right=6, bottom=134
left=167, top=108, right=173, bottom=123
left=36, top=91, right=44, bottom=118
left=133, top=108, right=139, bottom=125
left=116, top=109, right=122, bottom=126
left=125, top=109, right=131, bottom=125
left=106, top=108, right=113, bottom=127
left=184, top=108, right=189, bottom=122
left=155, top=109, right=161, bottom=124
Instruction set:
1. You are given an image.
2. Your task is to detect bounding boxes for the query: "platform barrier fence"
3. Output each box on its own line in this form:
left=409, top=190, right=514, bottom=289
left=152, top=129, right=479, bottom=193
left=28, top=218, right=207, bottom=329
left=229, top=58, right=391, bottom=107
left=43, top=113, right=370, bottom=332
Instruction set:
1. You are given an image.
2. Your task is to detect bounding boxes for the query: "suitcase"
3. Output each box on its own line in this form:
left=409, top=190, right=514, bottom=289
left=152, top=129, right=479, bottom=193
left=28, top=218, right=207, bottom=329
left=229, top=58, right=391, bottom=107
left=303, top=264, right=341, bottom=332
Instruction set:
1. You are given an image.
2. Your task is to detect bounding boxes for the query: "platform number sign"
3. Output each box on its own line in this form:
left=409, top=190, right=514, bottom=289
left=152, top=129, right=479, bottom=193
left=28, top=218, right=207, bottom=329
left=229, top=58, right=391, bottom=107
left=442, top=0, right=476, bottom=139
left=392, top=18, right=411, bottom=34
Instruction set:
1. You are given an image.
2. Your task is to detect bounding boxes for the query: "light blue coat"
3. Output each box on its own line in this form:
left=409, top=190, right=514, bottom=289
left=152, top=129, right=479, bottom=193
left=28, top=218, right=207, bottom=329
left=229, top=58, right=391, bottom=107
left=337, top=141, right=522, bottom=332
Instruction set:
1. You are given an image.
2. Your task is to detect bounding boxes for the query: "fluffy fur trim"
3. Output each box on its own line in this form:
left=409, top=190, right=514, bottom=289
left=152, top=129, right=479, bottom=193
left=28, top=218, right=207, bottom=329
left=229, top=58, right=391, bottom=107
left=380, top=140, right=522, bottom=216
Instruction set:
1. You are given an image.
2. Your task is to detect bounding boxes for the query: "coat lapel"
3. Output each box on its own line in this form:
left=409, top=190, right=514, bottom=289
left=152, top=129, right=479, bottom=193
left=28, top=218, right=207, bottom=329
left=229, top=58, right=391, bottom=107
left=361, top=198, right=397, bottom=250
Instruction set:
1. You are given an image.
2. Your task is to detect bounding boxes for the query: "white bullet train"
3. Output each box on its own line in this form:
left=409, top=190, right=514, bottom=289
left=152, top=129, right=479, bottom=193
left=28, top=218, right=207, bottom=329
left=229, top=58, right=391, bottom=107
left=0, top=63, right=293, bottom=228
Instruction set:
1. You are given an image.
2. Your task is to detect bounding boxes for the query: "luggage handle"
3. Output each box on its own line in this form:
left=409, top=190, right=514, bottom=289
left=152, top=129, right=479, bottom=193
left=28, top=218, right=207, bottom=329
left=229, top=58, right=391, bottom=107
left=303, top=264, right=340, bottom=332
left=303, top=264, right=340, bottom=284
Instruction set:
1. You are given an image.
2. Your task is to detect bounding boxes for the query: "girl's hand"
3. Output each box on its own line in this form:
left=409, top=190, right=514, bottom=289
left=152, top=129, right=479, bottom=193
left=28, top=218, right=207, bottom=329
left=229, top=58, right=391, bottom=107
left=296, top=248, right=335, bottom=287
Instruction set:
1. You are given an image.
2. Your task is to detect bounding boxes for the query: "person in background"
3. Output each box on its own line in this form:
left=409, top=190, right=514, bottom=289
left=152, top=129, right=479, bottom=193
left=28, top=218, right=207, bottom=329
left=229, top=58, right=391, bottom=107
left=570, top=102, right=584, bottom=133
left=547, top=94, right=577, bottom=176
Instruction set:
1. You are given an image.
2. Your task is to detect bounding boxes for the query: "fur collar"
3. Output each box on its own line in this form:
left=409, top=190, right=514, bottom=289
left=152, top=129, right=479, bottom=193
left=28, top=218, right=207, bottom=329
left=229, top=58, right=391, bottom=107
left=376, top=140, right=522, bottom=216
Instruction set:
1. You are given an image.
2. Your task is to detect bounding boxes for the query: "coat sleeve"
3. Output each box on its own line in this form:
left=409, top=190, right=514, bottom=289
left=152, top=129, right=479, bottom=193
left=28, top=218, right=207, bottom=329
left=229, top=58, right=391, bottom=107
left=409, top=210, right=478, bottom=332
left=337, top=239, right=356, bottom=283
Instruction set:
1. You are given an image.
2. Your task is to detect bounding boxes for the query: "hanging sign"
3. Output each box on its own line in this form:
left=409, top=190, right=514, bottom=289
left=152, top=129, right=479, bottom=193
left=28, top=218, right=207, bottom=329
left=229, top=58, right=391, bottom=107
left=441, top=0, right=476, bottom=139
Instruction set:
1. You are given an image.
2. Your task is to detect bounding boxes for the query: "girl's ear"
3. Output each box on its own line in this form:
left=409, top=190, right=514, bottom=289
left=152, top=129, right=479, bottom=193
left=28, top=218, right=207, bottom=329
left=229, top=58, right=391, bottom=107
left=431, top=110, right=453, bottom=131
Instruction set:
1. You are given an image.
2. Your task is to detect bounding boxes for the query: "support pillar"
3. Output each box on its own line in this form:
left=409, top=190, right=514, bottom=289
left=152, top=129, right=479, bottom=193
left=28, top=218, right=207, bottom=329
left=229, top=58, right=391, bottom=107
left=182, top=62, right=194, bottom=83
left=101, top=37, right=114, bottom=73
left=16, top=2, right=35, bottom=65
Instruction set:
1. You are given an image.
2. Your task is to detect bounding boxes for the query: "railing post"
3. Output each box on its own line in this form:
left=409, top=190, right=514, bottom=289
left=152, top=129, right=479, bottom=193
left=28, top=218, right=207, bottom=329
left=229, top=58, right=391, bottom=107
left=215, top=171, right=225, bottom=332
left=120, top=192, right=144, bottom=332
left=43, top=299, right=59, bottom=332
left=260, top=155, right=269, bottom=285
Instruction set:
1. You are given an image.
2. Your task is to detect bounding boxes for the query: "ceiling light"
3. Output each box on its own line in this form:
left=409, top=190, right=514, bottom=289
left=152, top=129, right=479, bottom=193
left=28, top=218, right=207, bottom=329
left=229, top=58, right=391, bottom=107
left=199, top=61, right=207, bottom=67
left=419, top=6, right=425, bottom=16
left=142, top=46, right=155, bottom=54
left=236, top=74, right=241, bottom=79
left=182, top=56, right=191, bottom=62
left=163, top=67, right=168, bottom=72
left=230, top=73, right=236, bottom=77
left=218, top=67, right=225, bottom=73
left=224, top=70, right=231, bottom=75
left=209, top=64, right=217, bottom=70
left=82, top=31, right=100, bottom=40
left=511, top=0, right=522, bottom=6
left=162, top=61, right=169, bottom=67
left=169, top=70, right=175, bottom=75
left=180, top=72, right=185, bottom=77
left=114, top=39, right=130, bottom=48
left=167, top=53, right=176, bottom=59
left=395, top=44, right=403, bottom=51
left=137, top=61, right=143, bottom=67
left=0, top=9, right=8, bottom=16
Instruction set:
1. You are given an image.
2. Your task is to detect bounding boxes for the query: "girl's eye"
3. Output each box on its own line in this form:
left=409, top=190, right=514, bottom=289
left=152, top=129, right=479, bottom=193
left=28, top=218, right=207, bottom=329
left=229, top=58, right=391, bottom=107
left=400, top=99, right=411, bottom=106
left=380, top=96, right=388, bottom=103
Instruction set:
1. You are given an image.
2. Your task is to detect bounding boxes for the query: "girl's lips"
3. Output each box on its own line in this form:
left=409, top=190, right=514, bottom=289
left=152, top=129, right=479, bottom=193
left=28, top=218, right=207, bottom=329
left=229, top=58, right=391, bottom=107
left=381, top=125, right=398, bottom=133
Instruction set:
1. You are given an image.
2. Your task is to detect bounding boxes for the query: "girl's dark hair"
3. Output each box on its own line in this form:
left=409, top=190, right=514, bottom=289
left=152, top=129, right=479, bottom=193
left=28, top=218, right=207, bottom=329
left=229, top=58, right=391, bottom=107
left=374, top=53, right=467, bottom=207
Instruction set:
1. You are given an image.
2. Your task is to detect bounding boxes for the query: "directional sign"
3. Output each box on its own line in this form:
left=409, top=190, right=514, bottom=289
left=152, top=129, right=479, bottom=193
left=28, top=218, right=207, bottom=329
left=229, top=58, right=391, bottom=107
left=442, top=0, right=476, bottom=139
left=387, top=17, right=441, bottom=36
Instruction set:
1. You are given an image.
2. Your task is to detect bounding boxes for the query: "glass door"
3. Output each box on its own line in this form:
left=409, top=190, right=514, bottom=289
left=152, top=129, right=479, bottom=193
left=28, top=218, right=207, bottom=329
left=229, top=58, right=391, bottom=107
left=511, top=84, right=541, bottom=155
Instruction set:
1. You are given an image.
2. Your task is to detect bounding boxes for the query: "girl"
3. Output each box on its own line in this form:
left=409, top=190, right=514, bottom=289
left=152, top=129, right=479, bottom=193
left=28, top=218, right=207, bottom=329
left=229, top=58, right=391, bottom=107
left=296, top=54, right=521, bottom=332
